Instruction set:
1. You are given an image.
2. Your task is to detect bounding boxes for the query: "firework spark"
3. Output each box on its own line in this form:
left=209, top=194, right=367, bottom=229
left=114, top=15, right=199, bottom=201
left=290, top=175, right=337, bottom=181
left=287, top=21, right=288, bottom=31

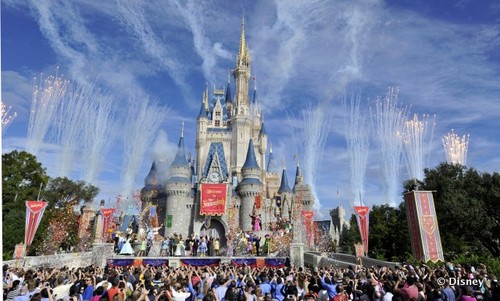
left=1, top=101, right=18, bottom=136
left=442, top=130, right=469, bottom=165
left=342, top=91, right=369, bottom=206
left=402, top=114, right=436, bottom=181
left=26, top=72, right=69, bottom=156
left=372, top=87, right=409, bottom=206
left=288, top=103, right=332, bottom=210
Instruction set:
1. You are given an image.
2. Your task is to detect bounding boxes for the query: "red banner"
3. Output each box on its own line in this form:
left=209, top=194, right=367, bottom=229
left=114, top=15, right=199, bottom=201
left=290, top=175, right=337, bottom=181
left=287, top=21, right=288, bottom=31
left=255, top=195, right=262, bottom=209
left=25, top=201, right=48, bottom=247
left=101, top=208, right=115, bottom=241
left=404, top=191, right=444, bottom=262
left=302, top=211, right=315, bottom=248
left=200, top=184, right=227, bottom=216
left=354, top=206, right=370, bottom=255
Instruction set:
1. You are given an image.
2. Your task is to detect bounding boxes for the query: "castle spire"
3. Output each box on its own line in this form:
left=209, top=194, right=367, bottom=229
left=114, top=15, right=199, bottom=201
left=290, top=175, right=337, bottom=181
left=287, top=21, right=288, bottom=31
left=278, top=166, right=293, bottom=194
left=242, top=139, right=260, bottom=170
left=225, top=70, right=232, bottom=104
left=237, top=16, right=250, bottom=68
left=266, top=142, right=279, bottom=173
left=171, top=132, right=188, bottom=168
left=204, top=82, right=209, bottom=111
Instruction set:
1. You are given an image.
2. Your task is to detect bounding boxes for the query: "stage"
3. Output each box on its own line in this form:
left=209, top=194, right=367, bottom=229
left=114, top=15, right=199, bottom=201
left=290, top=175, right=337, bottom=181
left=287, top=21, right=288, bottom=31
left=106, top=256, right=287, bottom=268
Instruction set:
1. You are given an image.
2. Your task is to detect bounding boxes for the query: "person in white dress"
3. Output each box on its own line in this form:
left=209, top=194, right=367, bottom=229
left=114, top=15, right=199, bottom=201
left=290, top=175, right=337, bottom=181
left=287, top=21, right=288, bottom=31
left=175, top=239, right=185, bottom=256
left=120, top=238, right=134, bottom=255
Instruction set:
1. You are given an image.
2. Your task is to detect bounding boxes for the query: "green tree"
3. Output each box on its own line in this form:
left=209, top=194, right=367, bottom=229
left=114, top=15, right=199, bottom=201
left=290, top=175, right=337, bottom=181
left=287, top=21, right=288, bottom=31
left=2, top=151, right=50, bottom=260
left=368, top=204, right=410, bottom=261
left=341, top=214, right=361, bottom=254
left=421, top=163, right=500, bottom=257
left=31, top=177, right=99, bottom=254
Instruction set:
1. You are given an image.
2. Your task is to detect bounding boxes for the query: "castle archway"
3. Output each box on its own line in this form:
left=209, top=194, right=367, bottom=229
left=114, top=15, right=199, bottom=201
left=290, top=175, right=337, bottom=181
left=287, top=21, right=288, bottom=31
left=199, top=218, right=227, bottom=248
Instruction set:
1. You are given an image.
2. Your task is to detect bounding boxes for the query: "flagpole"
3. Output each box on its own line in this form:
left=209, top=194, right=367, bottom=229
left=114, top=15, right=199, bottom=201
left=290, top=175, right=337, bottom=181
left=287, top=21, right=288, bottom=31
left=36, top=182, right=43, bottom=201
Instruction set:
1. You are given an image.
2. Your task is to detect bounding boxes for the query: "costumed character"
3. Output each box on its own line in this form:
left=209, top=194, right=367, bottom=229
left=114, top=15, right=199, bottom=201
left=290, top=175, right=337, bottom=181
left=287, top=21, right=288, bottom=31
left=120, top=237, right=135, bottom=255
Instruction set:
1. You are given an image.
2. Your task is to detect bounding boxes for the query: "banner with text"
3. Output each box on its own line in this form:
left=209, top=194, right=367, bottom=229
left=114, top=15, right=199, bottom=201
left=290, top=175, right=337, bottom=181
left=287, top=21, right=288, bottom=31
left=404, top=191, right=444, bottom=263
left=200, top=184, right=227, bottom=216
left=101, top=208, right=115, bottom=242
left=354, top=206, right=370, bottom=256
left=25, top=201, right=48, bottom=247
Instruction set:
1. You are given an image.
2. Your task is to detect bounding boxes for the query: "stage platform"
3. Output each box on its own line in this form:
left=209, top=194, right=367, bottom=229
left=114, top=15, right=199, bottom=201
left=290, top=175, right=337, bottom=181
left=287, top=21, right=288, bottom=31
left=106, top=256, right=287, bottom=268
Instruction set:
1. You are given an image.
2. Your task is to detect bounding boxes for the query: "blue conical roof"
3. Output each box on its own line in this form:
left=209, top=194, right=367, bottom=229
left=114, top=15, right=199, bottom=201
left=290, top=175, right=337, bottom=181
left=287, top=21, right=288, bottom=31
left=225, top=81, right=232, bottom=104
left=278, top=168, right=292, bottom=193
left=170, top=136, right=189, bottom=168
left=260, top=122, right=267, bottom=136
left=267, top=149, right=279, bottom=173
left=293, top=165, right=302, bottom=191
left=198, top=102, right=207, bottom=119
left=145, top=161, right=158, bottom=186
left=242, top=139, right=260, bottom=170
left=252, top=87, right=257, bottom=105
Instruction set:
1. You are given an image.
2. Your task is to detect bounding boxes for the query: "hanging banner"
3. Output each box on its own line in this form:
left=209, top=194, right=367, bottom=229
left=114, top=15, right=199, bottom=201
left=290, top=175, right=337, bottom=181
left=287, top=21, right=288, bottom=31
left=276, top=195, right=282, bottom=207
left=101, top=208, right=115, bottom=241
left=149, top=206, right=157, bottom=218
left=354, top=206, right=370, bottom=255
left=302, top=211, right=315, bottom=248
left=200, top=184, right=227, bottom=216
left=255, top=194, right=262, bottom=209
left=166, top=215, right=173, bottom=228
left=404, top=191, right=444, bottom=263
left=25, top=201, right=48, bottom=247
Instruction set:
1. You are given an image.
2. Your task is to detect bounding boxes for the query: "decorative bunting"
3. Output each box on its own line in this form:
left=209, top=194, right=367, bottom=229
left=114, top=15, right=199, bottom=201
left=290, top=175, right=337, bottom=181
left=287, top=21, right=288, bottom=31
left=25, top=201, right=48, bottom=247
left=404, top=191, right=444, bottom=263
left=354, top=206, right=370, bottom=255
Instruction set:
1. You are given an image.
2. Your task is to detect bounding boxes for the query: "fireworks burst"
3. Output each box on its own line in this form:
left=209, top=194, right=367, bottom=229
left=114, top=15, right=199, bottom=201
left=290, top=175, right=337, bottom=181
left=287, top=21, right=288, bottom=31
left=442, top=130, right=469, bottom=165
left=1, top=101, right=18, bottom=136
left=342, top=91, right=369, bottom=205
left=402, top=114, right=436, bottom=181
left=26, top=72, right=69, bottom=156
left=372, top=87, right=409, bottom=206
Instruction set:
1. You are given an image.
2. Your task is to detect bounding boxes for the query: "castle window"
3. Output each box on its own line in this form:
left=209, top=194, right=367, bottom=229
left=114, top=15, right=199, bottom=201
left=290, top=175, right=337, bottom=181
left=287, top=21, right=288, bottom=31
left=215, top=111, right=221, bottom=117
left=215, top=120, right=221, bottom=127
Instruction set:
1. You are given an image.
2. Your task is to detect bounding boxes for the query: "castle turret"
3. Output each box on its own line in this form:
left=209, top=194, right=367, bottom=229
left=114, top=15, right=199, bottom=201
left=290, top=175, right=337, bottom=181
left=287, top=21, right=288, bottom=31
left=293, top=163, right=303, bottom=191
left=278, top=166, right=293, bottom=220
left=238, top=139, right=262, bottom=231
left=266, top=143, right=280, bottom=198
left=165, top=129, right=192, bottom=237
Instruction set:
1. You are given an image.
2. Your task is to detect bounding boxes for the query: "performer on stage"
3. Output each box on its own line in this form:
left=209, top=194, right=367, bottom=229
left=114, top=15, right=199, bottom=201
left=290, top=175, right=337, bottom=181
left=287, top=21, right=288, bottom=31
left=119, top=237, right=134, bottom=255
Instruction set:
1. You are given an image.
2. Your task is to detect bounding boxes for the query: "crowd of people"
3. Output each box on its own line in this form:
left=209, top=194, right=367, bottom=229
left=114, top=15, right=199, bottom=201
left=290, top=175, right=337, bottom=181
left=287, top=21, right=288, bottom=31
left=3, top=260, right=499, bottom=301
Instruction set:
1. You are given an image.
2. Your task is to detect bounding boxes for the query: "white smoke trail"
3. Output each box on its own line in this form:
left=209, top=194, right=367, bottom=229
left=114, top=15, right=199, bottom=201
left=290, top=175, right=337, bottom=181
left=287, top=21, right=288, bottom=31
left=51, top=79, right=102, bottom=177
left=342, top=91, right=369, bottom=206
left=120, top=96, right=169, bottom=210
left=289, top=103, right=333, bottom=210
left=372, top=87, right=409, bottom=206
left=402, top=114, right=436, bottom=181
left=80, top=86, right=117, bottom=185
left=26, top=72, right=69, bottom=156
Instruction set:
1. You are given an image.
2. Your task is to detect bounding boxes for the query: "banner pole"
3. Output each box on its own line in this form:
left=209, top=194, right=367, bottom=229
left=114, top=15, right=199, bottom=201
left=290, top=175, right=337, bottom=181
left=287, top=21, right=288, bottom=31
left=36, top=182, right=43, bottom=201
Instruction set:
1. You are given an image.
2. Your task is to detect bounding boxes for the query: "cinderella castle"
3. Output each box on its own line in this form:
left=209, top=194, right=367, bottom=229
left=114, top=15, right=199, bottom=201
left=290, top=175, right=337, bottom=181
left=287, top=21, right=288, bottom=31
left=139, top=19, right=316, bottom=248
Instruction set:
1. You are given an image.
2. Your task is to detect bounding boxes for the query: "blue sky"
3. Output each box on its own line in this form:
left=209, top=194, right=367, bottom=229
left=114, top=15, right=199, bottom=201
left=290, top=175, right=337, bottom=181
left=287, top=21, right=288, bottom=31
left=2, top=0, right=500, bottom=215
